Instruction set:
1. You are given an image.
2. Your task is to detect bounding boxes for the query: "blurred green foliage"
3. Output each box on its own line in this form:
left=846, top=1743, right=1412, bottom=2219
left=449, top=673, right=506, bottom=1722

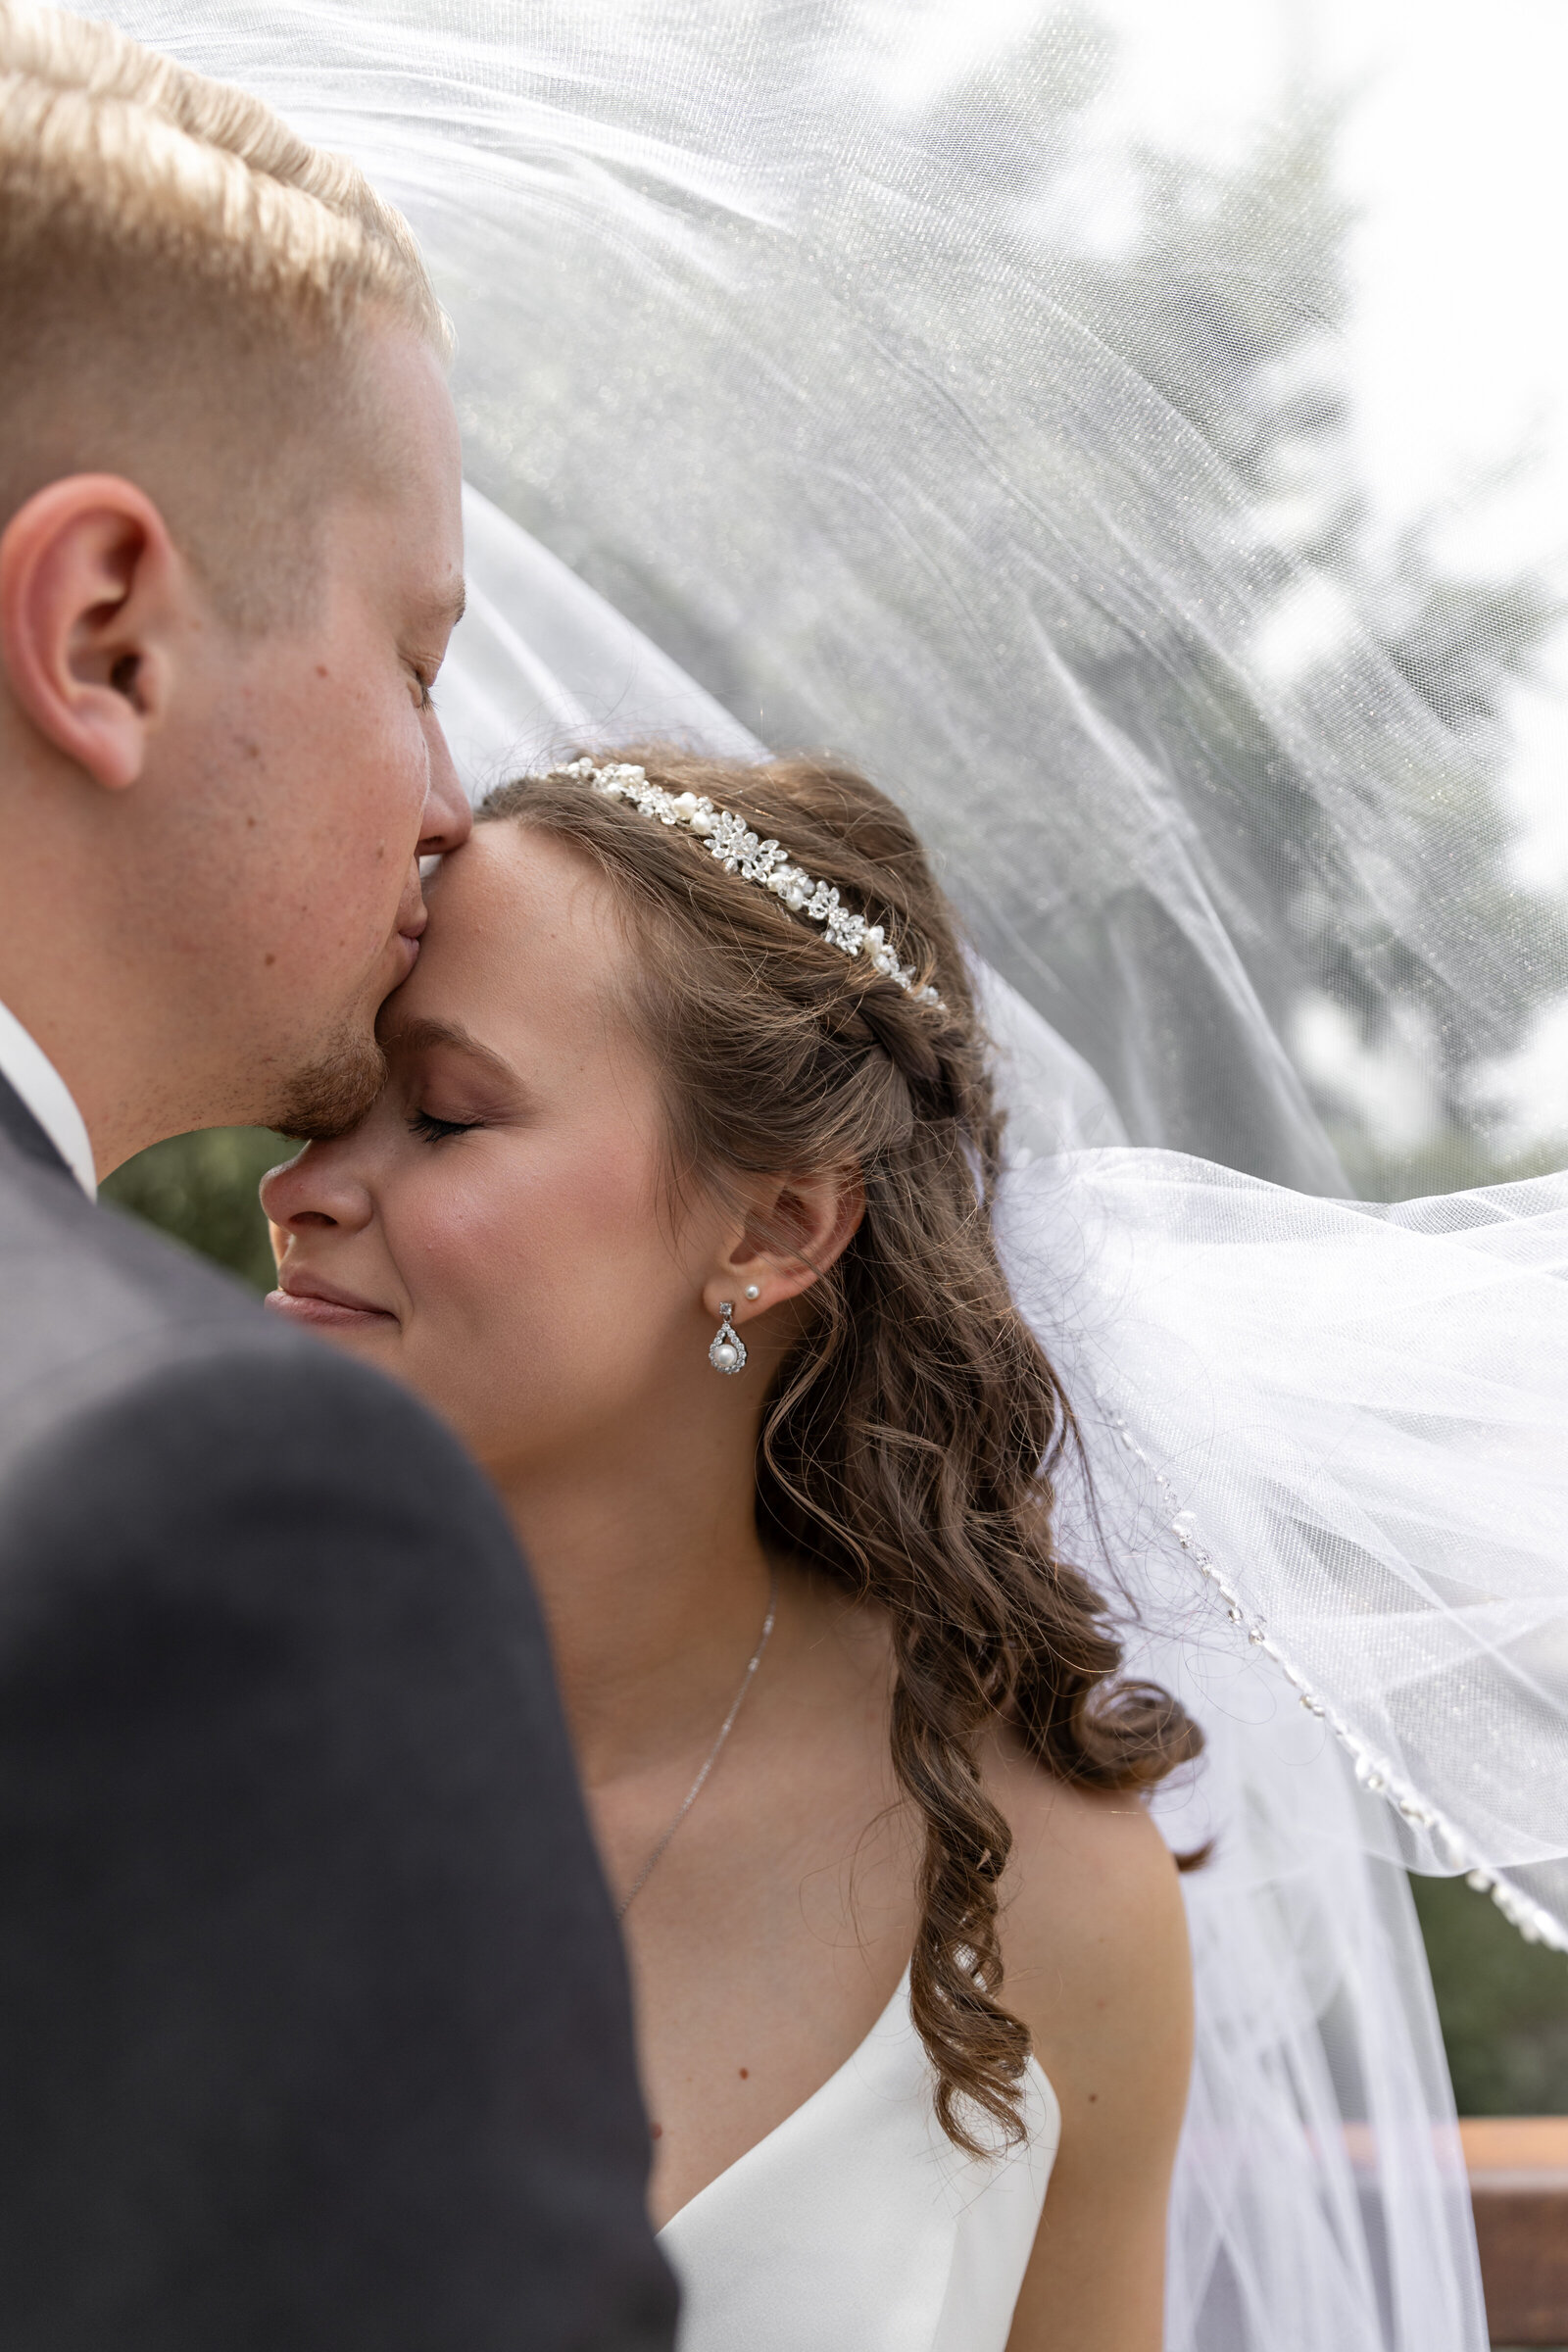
left=102, top=1125, right=287, bottom=1294
left=1414, top=1876, right=1568, bottom=2116
left=1341, top=1129, right=1568, bottom=1205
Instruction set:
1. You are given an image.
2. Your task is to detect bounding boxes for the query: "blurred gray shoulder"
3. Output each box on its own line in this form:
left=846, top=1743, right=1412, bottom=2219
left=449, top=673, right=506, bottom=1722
left=0, top=1137, right=364, bottom=1483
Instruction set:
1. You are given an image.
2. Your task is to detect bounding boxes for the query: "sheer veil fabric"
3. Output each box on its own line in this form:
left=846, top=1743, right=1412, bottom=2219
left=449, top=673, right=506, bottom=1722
left=93, top=6, right=1568, bottom=2346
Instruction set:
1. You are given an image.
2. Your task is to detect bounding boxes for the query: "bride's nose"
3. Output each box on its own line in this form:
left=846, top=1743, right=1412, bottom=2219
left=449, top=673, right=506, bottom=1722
left=260, top=1140, right=375, bottom=1236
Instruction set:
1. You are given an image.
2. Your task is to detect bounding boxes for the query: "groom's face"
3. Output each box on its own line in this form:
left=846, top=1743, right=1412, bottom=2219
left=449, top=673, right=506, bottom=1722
left=1, top=307, right=473, bottom=1157
left=181, top=328, right=471, bottom=1137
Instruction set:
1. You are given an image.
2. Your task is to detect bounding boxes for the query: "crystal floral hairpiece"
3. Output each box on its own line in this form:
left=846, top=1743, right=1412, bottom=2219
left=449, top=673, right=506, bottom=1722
left=549, top=757, right=945, bottom=1007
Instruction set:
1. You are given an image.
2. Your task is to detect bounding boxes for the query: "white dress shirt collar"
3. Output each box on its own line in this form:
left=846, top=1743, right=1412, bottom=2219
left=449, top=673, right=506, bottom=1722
left=0, top=999, right=97, bottom=1200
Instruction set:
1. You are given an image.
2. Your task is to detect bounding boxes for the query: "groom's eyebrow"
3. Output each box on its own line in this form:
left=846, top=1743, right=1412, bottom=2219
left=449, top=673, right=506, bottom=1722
left=379, top=1013, right=514, bottom=1089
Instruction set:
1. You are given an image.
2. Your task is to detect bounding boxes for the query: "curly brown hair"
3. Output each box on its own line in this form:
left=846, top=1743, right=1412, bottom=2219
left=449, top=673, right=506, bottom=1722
left=479, top=746, right=1200, bottom=2153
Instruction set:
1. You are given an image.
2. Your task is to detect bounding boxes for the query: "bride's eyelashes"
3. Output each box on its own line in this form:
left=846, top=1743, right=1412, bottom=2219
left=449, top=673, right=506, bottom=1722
left=407, top=1107, right=482, bottom=1144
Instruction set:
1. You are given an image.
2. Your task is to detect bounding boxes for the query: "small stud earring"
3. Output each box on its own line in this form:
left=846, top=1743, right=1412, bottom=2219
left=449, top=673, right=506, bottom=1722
left=744, top=1283, right=761, bottom=1301
left=709, top=1301, right=748, bottom=1376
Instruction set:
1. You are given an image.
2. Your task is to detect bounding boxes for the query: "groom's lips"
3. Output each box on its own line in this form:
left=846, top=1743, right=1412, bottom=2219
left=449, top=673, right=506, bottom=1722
left=265, top=1273, right=398, bottom=1332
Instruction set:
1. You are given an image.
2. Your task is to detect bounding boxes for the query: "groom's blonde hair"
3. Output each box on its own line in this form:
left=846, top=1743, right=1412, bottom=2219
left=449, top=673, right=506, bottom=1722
left=0, top=0, right=448, bottom=624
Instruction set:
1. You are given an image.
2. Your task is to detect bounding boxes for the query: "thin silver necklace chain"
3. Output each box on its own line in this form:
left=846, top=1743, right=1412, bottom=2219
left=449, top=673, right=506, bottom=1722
left=615, top=1567, right=779, bottom=1922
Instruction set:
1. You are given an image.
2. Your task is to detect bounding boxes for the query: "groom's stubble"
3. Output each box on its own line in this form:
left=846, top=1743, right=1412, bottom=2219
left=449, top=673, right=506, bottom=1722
left=274, top=1031, right=389, bottom=1147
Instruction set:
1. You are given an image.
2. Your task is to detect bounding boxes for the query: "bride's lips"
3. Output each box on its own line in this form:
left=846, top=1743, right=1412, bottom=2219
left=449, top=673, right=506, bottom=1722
left=264, top=1273, right=399, bottom=1332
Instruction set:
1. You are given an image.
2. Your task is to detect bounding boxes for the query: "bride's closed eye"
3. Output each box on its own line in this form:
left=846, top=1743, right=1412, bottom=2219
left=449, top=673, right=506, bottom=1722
left=380, top=1017, right=527, bottom=1141
left=407, top=1107, right=482, bottom=1144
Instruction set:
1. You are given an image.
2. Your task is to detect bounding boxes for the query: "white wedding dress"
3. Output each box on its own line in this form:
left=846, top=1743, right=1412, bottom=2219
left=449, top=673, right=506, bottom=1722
left=658, top=1970, right=1059, bottom=2352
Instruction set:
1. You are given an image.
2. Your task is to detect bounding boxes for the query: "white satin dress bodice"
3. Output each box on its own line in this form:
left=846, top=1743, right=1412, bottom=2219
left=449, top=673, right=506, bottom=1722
left=658, top=1970, right=1060, bottom=2351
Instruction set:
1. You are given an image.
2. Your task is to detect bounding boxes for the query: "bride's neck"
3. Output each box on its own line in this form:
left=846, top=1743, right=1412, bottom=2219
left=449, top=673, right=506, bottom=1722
left=490, top=1421, right=774, bottom=1791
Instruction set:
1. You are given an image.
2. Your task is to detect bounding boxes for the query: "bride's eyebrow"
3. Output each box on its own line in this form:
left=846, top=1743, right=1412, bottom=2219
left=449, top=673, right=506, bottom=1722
left=379, top=1013, right=518, bottom=1093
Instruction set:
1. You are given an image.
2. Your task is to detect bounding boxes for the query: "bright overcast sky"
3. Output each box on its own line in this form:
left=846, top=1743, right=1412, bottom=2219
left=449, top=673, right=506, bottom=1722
left=1106, top=0, right=1568, bottom=1131
left=903, top=0, right=1568, bottom=1132
left=1102, top=0, right=1568, bottom=564
left=900, top=1, right=1568, bottom=659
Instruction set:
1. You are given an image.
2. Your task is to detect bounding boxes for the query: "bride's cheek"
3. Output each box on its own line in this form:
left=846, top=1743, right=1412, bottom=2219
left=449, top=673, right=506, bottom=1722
left=409, top=1162, right=540, bottom=1326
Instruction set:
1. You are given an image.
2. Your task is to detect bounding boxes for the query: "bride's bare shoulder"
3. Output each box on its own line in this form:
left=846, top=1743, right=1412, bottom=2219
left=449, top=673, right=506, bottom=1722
left=979, top=1729, right=1192, bottom=2124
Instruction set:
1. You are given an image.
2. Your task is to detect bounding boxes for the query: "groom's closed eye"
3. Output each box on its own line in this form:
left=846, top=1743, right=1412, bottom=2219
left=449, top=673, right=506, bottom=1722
left=408, top=1107, right=483, bottom=1144
left=400, top=584, right=467, bottom=678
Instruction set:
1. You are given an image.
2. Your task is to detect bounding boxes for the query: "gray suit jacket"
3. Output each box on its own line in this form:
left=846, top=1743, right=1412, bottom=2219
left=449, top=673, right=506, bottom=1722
left=0, top=1075, right=674, bottom=2350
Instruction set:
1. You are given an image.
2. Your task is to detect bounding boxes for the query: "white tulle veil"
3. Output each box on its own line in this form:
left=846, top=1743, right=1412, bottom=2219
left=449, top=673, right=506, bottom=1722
left=89, top=5, right=1568, bottom=2345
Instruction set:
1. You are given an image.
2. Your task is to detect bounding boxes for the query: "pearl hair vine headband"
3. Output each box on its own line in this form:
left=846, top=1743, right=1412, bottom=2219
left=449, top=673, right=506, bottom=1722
left=548, top=757, right=946, bottom=1007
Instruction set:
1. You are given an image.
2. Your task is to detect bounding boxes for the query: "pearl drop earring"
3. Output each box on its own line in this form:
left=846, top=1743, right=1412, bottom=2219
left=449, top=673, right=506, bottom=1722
left=709, top=1302, right=748, bottom=1375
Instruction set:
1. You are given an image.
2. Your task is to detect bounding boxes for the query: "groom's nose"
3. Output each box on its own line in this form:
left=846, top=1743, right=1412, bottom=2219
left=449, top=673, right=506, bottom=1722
left=417, top=713, right=472, bottom=858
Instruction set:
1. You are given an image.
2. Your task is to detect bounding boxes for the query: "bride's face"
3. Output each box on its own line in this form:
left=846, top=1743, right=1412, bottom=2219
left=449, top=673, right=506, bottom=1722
left=261, top=823, right=736, bottom=1475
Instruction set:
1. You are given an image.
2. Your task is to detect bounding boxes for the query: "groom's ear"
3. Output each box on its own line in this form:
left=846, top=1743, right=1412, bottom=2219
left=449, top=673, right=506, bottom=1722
left=0, top=474, right=186, bottom=792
